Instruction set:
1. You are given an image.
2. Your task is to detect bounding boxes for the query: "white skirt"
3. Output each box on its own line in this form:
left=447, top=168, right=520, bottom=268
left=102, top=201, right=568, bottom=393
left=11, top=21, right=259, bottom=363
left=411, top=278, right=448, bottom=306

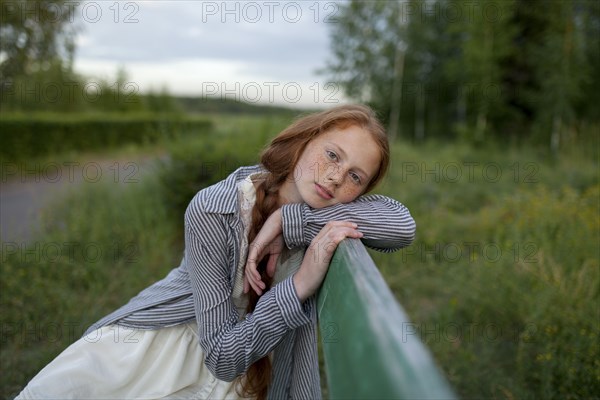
left=16, top=323, right=246, bottom=399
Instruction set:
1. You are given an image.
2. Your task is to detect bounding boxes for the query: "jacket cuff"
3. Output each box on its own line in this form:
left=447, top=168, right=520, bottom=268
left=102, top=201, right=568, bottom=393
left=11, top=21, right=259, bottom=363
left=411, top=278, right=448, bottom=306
left=273, top=276, right=311, bottom=329
left=281, top=203, right=308, bottom=248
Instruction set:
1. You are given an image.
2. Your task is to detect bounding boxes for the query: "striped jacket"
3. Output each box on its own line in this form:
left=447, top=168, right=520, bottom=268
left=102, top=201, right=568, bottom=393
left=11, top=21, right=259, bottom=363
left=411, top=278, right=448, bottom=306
left=85, top=165, right=416, bottom=399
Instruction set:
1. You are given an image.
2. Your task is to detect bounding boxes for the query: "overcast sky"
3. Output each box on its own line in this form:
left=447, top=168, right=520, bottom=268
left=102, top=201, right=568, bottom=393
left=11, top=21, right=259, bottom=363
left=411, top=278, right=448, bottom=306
left=72, top=0, right=347, bottom=108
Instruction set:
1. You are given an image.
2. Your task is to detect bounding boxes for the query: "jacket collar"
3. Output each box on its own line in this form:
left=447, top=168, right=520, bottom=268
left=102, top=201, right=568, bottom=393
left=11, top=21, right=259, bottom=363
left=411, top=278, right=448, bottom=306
left=199, top=165, right=266, bottom=214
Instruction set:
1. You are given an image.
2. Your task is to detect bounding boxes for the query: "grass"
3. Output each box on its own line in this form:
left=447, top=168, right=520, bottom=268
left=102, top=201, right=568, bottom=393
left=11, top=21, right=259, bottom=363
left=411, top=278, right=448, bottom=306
left=371, top=139, right=599, bottom=399
left=1, top=117, right=598, bottom=399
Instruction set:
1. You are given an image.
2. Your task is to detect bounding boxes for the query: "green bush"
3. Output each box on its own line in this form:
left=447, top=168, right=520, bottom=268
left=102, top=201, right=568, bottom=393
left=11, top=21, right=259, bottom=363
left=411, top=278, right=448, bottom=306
left=158, top=115, right=290, bottom=221
left=158, top=133, right=261, bottom=222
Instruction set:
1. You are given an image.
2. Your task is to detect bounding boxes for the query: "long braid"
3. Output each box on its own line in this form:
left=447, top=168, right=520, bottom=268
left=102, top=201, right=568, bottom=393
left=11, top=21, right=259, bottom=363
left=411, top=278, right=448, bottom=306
left=246, top=175, right=282, bottom=314
left=239, top=173, right=284, bottom=400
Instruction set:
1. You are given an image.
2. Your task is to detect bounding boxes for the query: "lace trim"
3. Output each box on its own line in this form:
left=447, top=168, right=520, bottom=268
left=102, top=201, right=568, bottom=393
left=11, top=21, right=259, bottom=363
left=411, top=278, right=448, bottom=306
left=232, top=172, right=305, bottom=320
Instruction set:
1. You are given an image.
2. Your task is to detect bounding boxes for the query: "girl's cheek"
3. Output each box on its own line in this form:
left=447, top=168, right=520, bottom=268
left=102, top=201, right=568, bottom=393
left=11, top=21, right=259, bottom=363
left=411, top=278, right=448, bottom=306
left=341, top=184, right=362, bottom=201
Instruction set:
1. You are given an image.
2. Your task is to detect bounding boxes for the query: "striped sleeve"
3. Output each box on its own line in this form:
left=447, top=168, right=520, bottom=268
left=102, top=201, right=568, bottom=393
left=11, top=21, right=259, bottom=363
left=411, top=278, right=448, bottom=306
left=184, top=205, right=311, bottom=382
left=280, top=194, right=416, bottom=252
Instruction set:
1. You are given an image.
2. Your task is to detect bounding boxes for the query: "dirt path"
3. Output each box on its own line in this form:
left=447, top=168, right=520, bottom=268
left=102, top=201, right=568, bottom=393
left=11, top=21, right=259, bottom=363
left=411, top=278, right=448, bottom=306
left=1, top=153, right=167, bottom=244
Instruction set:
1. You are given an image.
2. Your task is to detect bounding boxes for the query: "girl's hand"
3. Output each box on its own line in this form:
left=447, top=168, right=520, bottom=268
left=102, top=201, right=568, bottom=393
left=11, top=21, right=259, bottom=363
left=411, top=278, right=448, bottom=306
left=293, top=221, right=363, bottom=302
left=244, top=209, right=284, bottom=296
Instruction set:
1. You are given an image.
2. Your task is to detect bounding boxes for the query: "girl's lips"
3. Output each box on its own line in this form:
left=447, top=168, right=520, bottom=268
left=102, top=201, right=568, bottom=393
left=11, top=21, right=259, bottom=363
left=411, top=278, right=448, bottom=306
left=315, top=183, right=333, bottom=200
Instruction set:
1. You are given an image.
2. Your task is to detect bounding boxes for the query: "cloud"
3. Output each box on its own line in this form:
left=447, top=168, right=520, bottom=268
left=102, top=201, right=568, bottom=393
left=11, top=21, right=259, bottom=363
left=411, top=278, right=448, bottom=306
left=71, top=1, right=342, bottom=107
left=74, top=2, right=331, bottom=68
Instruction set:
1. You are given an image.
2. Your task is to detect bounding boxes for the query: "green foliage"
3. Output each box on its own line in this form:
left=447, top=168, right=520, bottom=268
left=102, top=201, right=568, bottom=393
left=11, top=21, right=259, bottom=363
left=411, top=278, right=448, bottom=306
left=1, top=60, right=87, bottom=112
left=145, top=87, right=182, bottom=115
left=173, top=96, right=299, bottom=116
left=326, top=0, right=600, bottom=149
left=0, top=66, right=183, bottom=114
left=0, top=114, right=212, bottom=162
left=0, top=0, right=77, bottom=84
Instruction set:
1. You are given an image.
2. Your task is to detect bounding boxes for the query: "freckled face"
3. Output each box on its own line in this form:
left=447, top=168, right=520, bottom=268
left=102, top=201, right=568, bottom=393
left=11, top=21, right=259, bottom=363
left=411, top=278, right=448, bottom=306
left=280, top=125, right=381, bottom=208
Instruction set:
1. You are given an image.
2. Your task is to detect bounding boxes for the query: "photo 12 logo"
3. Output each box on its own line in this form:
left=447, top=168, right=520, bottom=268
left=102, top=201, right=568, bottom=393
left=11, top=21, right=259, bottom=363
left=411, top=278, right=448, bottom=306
left=0, top=1, right=141, bottom=24
left=1, top=241, right=139, bottom=264
left=0, top=81, right=140, bottom=105
left=0, top=322, right=144, bottom=345
left=199, top=1, right=339, bottom=24
left=397, top=162, right=539, bottom=184
left=201, top=81, right=342, bottom=105
left=401, top=322, right=538, bottom=344
left=1, top=162, right=140, bottom=184
left=397, top=1, right=504, bottom=23
left=401, top=241, right=539, bottom=264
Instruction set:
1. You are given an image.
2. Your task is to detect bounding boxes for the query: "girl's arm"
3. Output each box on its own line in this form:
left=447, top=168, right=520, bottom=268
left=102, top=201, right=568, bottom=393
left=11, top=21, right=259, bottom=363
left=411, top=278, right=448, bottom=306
left=184, top=207, right=311, bottom=382
left=244, top=194, right=415, bottom=296
left=280, top=194, right=416, bottom=252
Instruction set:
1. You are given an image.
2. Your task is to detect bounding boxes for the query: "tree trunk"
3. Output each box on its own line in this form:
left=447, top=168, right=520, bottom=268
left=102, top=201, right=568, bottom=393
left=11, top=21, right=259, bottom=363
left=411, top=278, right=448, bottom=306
left=415, top=89, right=425, bottom=141
left=388, top=48, right=405, bottom=141
left=551, top=114, right=561, bottom=153
left=475, top=107, right=488, bottom=143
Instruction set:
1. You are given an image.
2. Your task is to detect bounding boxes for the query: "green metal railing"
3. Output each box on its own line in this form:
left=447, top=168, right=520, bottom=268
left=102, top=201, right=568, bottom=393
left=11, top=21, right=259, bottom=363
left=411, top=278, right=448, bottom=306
left=317, top=239, right=457, bottom=399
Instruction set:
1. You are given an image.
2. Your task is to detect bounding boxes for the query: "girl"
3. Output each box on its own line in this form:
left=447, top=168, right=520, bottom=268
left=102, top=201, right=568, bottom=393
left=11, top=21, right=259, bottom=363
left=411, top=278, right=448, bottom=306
left=16, top=104, right=416, bottom=399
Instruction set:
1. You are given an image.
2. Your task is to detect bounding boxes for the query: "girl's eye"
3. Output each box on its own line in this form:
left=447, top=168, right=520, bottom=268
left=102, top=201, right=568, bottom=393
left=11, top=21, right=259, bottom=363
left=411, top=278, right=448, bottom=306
left=350, top=172, right=362, bottom=184
left=326, top=150, right=338, bottom=161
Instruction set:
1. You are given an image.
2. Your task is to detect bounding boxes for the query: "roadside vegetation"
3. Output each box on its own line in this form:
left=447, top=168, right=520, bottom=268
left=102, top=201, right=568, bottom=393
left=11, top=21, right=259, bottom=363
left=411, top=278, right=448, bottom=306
left=1, top=114, right=597, bottom=398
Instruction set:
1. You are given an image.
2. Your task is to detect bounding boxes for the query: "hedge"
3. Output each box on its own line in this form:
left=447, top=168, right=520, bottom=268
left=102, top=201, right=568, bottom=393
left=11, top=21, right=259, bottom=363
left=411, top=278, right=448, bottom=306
left=0, top=115, right=213, bottom=162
